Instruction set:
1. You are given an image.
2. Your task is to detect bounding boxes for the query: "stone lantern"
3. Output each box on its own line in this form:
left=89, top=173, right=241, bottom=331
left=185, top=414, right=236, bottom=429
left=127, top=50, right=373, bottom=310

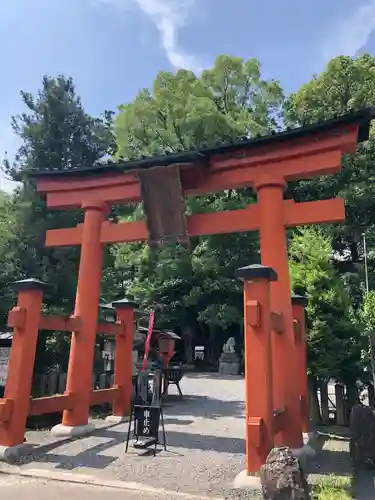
left=157, top=331, right=181, bottom=369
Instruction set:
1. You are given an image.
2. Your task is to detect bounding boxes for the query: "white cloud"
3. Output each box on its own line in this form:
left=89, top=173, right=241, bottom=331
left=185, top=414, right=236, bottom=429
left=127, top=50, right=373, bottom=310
left=321, top=0, right=375, bottom=63
left=96, top=0, right=201, bottom=71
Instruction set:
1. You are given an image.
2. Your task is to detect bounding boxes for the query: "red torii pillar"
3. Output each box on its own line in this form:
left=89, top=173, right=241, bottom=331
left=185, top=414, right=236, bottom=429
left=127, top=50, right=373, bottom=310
left=52, top=200, right=107, bottom=437
left=254, top=176, right=302, bottom=449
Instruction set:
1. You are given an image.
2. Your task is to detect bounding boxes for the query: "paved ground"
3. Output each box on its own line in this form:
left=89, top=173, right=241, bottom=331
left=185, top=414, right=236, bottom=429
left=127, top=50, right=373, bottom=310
left=0, top=374, right=246, bottom=498
left=0, top=473, right=210, bottom=500
left=1, top=374, right=373, bottom=499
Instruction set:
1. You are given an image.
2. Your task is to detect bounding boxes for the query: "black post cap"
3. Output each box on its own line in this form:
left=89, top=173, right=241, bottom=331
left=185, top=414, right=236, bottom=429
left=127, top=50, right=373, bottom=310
left=111, top=297, right=138, bottom=309
left=11, top=278, right=49, bottom=292
left=291, top=294, right=308, bottom=307
left=235, top=264, right=278, bottom=282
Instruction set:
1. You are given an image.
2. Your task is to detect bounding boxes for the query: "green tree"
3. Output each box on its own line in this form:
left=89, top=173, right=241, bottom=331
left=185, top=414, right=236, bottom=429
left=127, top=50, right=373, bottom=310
left=112, top=55, right=283, bottom=361
left=285, top=54, right=375, bottom=305
left=115, top=55, right=283, bottom=159
left=111, top=56, right=283, bottom=359
left=2, top=75, right=116, bottom=370
left=0, top=191, right=18, bottom=325
left=289, top=227, right=363, bottom=385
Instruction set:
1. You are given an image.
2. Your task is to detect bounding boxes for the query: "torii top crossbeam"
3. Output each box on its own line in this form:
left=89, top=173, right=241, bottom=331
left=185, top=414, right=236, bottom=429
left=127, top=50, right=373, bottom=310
left=31, top=108, right=374, bottom=248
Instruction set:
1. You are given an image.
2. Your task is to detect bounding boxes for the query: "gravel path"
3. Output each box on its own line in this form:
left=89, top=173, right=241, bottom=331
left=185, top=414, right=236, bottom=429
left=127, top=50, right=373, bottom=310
left=1, top=374, right=247, bottom=498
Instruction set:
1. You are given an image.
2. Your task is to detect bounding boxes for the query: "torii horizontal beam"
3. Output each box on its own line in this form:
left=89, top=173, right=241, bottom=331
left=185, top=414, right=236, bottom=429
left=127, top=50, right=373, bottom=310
left=36, top=130, right=355, bottom=210
left=45, top=198, right=344, bottom=247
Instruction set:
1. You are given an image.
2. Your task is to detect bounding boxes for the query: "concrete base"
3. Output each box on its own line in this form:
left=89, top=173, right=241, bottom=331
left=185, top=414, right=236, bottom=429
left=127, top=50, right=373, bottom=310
left=51, top=423, right=94, bottom=439
left=0, top=443, right=34, bottom=462
left=105, top=415, right=130, bottom=424
left=291, top=442, right=316, bottom=469
left=233, top=469, right=261, bottom=490
left=218, top=361, right=240, bottom=375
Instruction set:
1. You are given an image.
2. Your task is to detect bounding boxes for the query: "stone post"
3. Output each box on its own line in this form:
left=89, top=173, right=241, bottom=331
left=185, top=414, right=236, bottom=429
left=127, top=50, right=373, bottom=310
left=291, top=294, right=309, bottom=434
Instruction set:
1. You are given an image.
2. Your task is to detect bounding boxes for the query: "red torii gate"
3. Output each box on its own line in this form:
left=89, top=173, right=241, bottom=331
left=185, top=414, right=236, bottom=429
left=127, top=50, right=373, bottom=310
left=0, top=108, right=373, bottom=473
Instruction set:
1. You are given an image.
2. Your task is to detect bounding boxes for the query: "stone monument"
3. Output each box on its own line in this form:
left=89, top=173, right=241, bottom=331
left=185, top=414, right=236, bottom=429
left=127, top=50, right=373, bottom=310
left=260, top=447, right=310, bottom=500
left=218, top=337, right=239, bottom=375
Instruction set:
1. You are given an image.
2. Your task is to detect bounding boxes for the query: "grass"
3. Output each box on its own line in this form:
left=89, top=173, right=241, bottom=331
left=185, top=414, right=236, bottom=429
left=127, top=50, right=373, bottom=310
left=311, top=475, right=352, bottom=500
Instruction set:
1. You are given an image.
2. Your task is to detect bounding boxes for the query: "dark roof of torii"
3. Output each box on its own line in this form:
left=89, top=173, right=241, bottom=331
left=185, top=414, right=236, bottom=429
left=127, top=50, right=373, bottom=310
left=29, top=107, right=375, bottom=178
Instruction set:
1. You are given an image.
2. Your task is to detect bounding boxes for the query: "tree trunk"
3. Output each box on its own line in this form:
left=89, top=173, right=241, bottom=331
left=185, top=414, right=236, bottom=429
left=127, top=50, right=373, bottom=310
left=335, top=383, right=346, bottom=426
left=207, top=326, right=218, bottom=366
left=319, top=380, right=330, bottom=425
left=181, top=324, right=193, bottom=364
left=308, top=376, right=322, bottom=426
left=345, top=381, right=360, bottom=423
left=368, top=383, right=375, bottom=407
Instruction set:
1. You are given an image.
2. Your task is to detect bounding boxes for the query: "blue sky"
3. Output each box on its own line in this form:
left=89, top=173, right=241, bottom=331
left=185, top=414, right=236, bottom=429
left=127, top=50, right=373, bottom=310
left=0, top=0, right=374, bottom=191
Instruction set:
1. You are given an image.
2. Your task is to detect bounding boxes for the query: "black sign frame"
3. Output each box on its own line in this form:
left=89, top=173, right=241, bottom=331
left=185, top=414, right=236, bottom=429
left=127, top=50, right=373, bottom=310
left=125, top=403, right=167, bottom=456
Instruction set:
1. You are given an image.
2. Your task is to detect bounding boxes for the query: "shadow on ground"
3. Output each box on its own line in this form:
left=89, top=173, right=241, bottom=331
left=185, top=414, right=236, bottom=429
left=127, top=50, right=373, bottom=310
left=16, top=422, right=245, bottom=471
left=306, top=427, right=375, bottom=500
left=164, top=394, right=245, bottom=420
left=185, top=373, right=244, bottom=382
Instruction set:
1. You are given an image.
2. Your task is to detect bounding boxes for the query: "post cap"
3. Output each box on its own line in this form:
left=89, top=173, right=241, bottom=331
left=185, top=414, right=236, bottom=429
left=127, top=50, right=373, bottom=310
left=291, top=293, right=308, bottom=307
left=111, top=297, right=138, bottom=309
left=235, top=264, right=277, bottom=282
left=11, top=278, right=49, bottom=292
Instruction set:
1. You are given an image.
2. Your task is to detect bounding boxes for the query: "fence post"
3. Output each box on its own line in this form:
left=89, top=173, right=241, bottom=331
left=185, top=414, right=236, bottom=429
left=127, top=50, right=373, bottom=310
left=111, top=297, right=137, bottom=421
left=291, top=294, right=309, bottom=434
left=0, top=278, right=46, bottom=452
left=335, top=383, right=346, bottom=426
left=320, top=381, right=330, bottom=425
left=235, top=264, right=276, bottom=474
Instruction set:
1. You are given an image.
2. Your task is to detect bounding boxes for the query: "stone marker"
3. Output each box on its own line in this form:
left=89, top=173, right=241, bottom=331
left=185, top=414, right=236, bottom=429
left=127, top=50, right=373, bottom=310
left=350, top=404, right=375, bottom=469
left=219, top=337, right=240, bottom=375
left=260, top=447, right=310, bottom=499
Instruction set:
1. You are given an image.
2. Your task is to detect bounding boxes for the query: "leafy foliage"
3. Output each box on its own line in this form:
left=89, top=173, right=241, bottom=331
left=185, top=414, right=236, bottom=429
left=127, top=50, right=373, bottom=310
left=290, top=227, right=363, bottom=383
left=1, top=75, right=116, bottom=370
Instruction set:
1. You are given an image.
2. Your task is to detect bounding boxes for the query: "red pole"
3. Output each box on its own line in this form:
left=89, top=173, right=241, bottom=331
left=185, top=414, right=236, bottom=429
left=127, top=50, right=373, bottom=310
left=141, top=311, right=155, bottom=372
left=0, top=279, right=46, bottom=447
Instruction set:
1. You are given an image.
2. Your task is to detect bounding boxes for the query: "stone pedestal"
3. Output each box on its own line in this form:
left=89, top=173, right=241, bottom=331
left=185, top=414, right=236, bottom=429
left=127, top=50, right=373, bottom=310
left=219, top=352, right=240, bottom=375
left=350, top=404, right=375, bottom=469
